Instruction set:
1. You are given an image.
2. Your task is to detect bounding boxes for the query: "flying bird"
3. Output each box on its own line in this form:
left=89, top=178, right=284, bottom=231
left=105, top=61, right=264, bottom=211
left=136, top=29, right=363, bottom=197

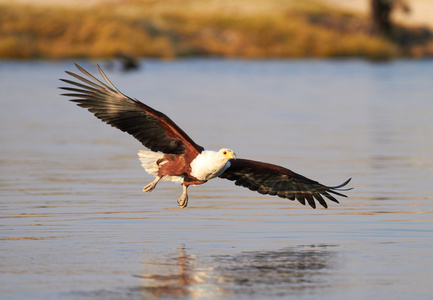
left=60, top=64, right=352, bottom=209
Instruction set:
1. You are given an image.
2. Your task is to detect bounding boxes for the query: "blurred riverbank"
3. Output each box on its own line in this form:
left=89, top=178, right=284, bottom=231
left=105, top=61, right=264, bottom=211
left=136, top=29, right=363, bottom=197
left=1, top=0, right=433, bottom=60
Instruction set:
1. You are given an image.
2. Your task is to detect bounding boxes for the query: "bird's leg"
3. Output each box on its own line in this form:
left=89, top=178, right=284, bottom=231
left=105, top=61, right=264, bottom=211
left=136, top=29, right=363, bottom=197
left=177, top=185, right=189, bottom=208
left=143, top=176, right=161, bottom=193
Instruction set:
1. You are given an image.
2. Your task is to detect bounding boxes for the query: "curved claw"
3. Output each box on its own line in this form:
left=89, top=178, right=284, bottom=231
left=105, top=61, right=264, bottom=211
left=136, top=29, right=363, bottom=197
left=177, top=194, right=188, bottom=208
left=177, top=185, right=189, bottom=208
left=143, top=176, right=161, bottom=193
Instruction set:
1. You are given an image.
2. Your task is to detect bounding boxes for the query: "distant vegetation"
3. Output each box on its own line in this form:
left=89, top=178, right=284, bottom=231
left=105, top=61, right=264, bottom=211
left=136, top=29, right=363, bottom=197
left=0, top=0, right=431, bottom=60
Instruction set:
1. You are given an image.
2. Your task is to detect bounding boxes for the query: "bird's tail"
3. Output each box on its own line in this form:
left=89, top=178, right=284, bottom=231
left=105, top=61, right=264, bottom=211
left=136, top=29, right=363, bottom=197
left=138, top=150, right=163, bottom=177
left=137, top=150, right=184, bottom=184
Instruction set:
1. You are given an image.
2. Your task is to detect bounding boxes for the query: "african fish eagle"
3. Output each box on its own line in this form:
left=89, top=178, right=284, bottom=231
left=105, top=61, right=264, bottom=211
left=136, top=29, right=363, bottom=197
left=60, top=64, right=352, bottom=209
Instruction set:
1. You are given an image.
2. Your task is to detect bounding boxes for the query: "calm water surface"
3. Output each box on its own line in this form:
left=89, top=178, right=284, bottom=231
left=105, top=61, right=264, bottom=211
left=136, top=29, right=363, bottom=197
left=1, top=59, right=432, bottom=299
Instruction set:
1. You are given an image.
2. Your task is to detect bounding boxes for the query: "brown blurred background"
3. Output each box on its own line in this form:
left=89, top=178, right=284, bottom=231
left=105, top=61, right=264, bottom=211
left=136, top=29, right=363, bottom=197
left=1, top=0, right=432, bottom=60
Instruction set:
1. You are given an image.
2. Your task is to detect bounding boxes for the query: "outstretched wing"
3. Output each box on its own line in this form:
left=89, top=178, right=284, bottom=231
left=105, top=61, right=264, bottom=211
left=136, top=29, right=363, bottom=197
left=219, top=158, right=352, bottom=209
left=60, top=64, right=204, bottom=155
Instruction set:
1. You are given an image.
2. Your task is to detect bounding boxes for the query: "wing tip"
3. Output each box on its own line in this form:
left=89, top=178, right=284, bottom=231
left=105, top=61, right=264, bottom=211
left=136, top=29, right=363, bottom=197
left=332, top=177, right=352, bottom=188
left=329, top=178, right=353, bottom=191
left=325, top=178, right=352, bottom=200
left=74, top=62, right=84, bottom=72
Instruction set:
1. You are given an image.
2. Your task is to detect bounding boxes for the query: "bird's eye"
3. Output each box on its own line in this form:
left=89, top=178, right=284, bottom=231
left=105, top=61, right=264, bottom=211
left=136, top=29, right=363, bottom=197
left=223, top=151, right=227, bottom=155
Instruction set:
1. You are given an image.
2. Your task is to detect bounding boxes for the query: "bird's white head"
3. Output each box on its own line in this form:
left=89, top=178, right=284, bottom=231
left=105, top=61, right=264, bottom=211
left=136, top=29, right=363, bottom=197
left=190, top=148, right=236, bottom=181
left=219, top=148, right=237, bottom=160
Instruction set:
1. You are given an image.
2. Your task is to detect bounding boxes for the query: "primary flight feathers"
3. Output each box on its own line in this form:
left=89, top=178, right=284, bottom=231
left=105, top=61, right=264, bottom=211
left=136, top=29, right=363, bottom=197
left=60, top=64, right=352, bottom=209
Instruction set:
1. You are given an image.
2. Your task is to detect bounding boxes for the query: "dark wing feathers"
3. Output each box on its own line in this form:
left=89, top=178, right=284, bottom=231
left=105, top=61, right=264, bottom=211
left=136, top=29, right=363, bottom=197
left=60, top=64, right=204, bottom=155
left=219, top=158, right=352, bottom=209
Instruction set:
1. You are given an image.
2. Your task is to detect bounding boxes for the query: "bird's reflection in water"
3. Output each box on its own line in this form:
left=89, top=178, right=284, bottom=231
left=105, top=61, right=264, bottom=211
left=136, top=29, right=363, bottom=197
left=136, top=244, right=337, bottom=299
left=214, top=245, right=337, bottom=297
left=136, top=246, right=213, bottom=298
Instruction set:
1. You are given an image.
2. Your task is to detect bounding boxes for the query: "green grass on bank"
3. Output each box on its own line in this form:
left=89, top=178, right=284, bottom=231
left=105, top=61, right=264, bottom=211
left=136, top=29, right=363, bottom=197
left=0, top=0, right=424, bottom=60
